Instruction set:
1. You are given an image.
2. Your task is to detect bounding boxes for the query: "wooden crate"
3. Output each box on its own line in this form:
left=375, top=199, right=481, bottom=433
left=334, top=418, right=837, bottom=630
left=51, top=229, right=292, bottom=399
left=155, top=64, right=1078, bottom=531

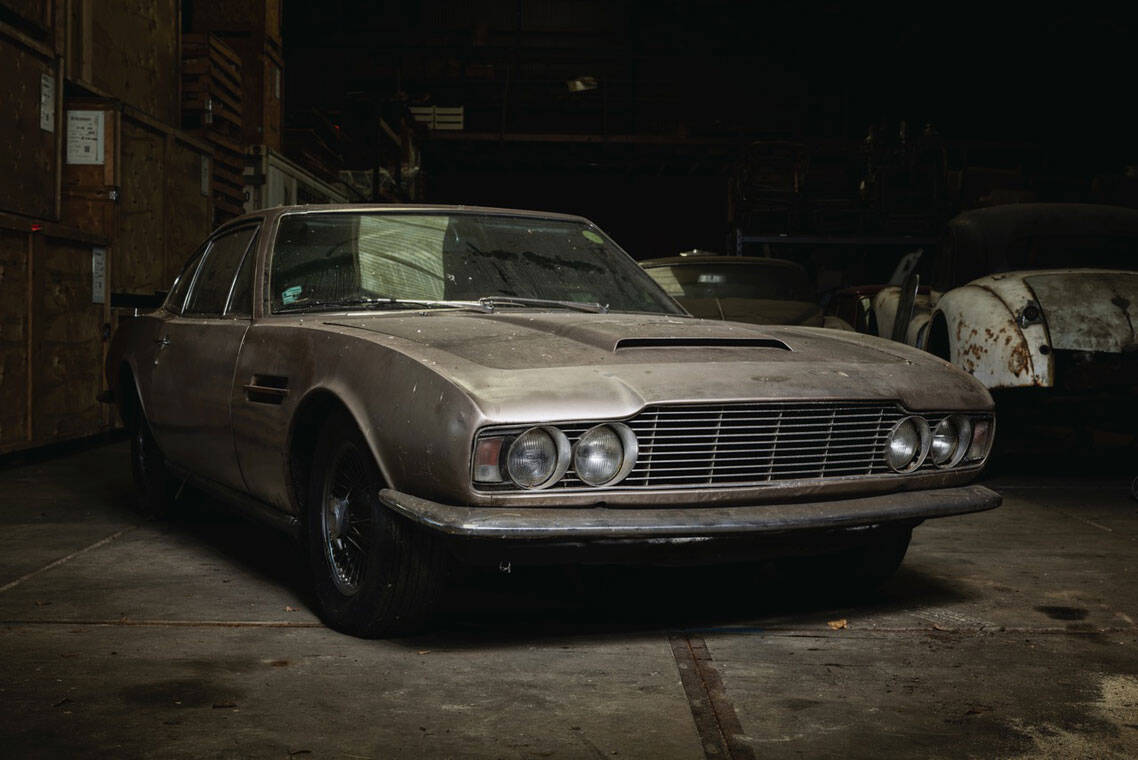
left=0, top=24, right=62, bottom=220
left=187, top=0, right=281, bottom=51
left=66, top=0, right=181, bottom=127
left=217, top=32, right=283, bottom=151
left=61, top=98, right=214, bottom=297
left=181, top=33, right=244, bottom=137
left=0, top=213, right=112, bottom=454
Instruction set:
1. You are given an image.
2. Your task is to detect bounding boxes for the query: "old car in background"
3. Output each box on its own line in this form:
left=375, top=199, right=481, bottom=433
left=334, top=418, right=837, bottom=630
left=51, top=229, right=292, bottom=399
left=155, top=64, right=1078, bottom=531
left=872, top=204, right=1138, bottom=427
left=107, top=205, right=999, bottom=637
left=641, top=252, right=852, bottom=328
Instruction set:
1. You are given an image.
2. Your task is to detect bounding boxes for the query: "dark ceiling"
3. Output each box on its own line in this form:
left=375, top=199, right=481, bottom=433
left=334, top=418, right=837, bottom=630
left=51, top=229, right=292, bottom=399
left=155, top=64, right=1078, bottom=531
left=283, top=1, right=1135, bottom=160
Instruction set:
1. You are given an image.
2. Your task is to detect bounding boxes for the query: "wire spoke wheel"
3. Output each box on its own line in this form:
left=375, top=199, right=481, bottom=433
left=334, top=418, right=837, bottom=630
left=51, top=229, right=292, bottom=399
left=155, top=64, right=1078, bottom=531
left=321, top=446, right=376, bottom=596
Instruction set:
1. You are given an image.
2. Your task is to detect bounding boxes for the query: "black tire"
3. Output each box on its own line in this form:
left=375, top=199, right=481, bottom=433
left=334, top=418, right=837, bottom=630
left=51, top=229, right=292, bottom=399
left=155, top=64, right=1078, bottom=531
left=129, top=404, right=177, bottom=518
left=306, top=409, right=447, bottom=637
left=782, top=526, right=912, bottom=597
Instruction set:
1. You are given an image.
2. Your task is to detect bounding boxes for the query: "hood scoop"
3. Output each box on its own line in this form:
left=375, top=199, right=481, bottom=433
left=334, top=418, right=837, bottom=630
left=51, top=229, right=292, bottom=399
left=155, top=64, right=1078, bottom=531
left=613, top=336, right=791, bottom=351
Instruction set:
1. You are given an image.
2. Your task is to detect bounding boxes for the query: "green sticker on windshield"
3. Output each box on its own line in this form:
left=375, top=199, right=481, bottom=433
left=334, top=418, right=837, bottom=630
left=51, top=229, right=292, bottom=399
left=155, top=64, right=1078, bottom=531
left=582, top=230, right=603, bottom=244
left=282, top=285, right=302, bottom=305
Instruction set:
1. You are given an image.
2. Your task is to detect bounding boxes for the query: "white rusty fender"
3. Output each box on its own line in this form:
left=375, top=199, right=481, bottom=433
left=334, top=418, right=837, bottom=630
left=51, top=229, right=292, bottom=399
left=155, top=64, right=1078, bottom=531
left=926, top=279, right=1051, bottom=389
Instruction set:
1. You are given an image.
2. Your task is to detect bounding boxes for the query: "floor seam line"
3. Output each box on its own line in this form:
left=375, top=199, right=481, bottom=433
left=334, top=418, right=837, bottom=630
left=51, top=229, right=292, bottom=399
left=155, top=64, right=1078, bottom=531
left=0, top=526, right=137, bottom=594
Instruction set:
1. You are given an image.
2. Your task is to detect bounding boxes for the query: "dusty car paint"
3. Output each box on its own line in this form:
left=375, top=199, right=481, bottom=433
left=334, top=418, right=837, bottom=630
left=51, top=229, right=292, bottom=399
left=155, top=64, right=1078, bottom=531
left=872, top=204, right=1138, bottom=390
left=107, top=204, right=997, bottom=542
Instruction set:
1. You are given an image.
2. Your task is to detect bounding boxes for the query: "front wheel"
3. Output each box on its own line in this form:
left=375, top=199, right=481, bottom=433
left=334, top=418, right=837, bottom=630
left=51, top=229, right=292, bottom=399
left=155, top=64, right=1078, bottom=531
left=780, top=525, right=912, bottom=597
left=306, top=411, right=448, bottom=637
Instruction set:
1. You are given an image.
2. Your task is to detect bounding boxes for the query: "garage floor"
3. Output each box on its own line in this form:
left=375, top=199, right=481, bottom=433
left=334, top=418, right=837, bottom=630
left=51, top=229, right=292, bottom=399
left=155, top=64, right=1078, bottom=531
left=1, top=441, right=1136, bottom=759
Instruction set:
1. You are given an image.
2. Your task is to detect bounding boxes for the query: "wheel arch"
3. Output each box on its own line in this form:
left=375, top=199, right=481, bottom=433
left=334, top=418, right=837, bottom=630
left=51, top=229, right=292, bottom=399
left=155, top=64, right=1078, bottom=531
left=286, top=388, right=391, bottom=519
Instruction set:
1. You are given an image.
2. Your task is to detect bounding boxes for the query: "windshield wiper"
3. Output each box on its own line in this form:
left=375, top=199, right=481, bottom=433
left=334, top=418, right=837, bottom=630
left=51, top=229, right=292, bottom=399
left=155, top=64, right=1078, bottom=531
left=277, top=296, right=491, bottom=314
left=477, top=296, right=609, bottom=313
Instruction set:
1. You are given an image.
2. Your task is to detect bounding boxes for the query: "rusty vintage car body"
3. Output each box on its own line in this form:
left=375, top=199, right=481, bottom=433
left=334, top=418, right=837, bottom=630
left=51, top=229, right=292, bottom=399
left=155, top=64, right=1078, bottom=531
left=873, top=204, right=1138, bottom=403
left=641, top=254, right=852, bottom=329
left=107, top=204, right=999, bottom=636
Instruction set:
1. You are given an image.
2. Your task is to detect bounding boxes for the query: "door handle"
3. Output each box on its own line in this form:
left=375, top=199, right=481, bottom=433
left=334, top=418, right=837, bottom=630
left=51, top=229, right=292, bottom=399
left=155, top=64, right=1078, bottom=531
left=153, top=335, right=170, bottom=366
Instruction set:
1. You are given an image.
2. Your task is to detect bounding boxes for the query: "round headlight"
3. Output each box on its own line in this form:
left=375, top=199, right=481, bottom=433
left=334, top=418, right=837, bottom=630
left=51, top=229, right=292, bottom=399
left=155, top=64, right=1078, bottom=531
left=574, top=423, right=638, bottom=486
left=506, top=427, right=568, bottom=489
left=931, top=415, right=972, bottom=467
left=886, top=416, right=929, bottom=473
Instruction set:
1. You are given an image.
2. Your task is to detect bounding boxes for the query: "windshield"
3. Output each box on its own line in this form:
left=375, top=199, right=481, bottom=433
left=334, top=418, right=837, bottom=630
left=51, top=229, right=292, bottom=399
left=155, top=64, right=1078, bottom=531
left=644, top=262, right=813, bottom=301
left=1002, top=235, right=1138, bottom=272
left=269, top=212, right=682, bottom=314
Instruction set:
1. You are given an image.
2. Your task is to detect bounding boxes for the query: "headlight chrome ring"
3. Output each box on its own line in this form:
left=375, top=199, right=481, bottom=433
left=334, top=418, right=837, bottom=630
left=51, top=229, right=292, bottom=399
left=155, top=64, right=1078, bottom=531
left=885, top=416, right=930, bottom=473
left=573, top=423, right=639, bottom=487
left=505, top=426, right=571, bottom=489
left=931, top=415, right=972, bottom=468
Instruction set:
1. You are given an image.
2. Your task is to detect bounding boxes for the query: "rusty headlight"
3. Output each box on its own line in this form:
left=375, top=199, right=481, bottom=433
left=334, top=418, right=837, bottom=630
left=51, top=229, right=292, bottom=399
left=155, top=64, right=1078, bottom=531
left=885, top=416, right=930, bottom=473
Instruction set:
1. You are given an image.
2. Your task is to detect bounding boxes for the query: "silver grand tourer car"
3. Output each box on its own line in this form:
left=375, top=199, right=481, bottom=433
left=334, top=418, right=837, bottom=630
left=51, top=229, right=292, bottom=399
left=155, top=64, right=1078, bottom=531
left=107, top=205, right=1000, bottom=637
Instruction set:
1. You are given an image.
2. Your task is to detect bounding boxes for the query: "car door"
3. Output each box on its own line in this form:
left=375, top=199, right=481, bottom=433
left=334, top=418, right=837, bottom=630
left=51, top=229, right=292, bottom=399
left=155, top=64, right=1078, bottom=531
left=147, top=224, right=260, bottom=491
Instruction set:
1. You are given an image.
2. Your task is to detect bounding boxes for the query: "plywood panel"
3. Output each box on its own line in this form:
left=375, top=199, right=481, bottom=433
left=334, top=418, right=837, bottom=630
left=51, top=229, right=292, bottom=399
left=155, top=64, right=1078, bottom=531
left=32, top=237, right=104, bottom=441
left=89, top=0, right=180, bottom=125
left=0, top=230, right=30, bottom=446
left=164, top=137, right=213, bottom=286
left=115, top=118, right=166, bottom=293
left=0, top=0, right=53, bottom=33
left=0, top=31, right=60, bottom=219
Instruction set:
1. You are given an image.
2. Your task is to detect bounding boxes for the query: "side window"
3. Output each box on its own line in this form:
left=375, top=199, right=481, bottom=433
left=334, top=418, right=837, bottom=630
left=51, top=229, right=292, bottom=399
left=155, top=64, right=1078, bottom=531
left=226, top=233, right=258, bottom=316
left=166, top=245, right=207, bottom=314
left=184, top=226, right=259, bottom=316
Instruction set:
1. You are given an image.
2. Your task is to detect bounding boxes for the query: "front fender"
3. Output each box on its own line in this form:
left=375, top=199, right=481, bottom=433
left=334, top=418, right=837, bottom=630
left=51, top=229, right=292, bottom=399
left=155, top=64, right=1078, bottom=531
left=929, top=284, right=1053, bottom=389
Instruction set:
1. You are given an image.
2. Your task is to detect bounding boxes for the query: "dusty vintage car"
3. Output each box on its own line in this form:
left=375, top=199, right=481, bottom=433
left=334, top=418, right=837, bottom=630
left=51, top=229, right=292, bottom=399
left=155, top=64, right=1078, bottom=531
left=107, top=205, right=1000, bottom=637
left=872, top=204, right=1138, bottom=423
left=641, top=253, right=852, bottom=329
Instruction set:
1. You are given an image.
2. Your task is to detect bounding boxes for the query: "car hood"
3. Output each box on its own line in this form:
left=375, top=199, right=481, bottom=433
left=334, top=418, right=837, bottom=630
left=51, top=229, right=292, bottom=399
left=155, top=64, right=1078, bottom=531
left=322, top=311, right=991, bottom=421
left=673, top=297, right=824, bottom=326
left=973, top=269, right=1138, bottom=353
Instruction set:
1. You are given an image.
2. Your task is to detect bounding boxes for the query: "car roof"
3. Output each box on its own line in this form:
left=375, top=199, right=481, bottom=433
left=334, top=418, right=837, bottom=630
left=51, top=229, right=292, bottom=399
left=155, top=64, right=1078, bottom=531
left=640, top=255, right=808, bottom=273
left=219, top=203, right=594, bottom=229
left=949, top=203, right=1138, bottom=252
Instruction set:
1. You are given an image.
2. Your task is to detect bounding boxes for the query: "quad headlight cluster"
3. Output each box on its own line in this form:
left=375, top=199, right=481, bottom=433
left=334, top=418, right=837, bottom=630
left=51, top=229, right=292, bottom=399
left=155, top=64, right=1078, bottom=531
left=885, top=414, right=994, bottom=473
left=474, top=423, right=638, bottom=489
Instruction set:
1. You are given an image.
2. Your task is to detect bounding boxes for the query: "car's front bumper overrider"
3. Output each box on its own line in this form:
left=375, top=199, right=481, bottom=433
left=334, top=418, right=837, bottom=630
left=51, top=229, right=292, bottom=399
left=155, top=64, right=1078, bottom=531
left=378, top=484, right=1001, bottom=540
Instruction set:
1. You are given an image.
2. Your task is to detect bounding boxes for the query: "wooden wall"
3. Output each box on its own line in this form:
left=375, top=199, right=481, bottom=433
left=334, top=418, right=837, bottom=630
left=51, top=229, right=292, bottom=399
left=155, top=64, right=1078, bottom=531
left=67, top=0, right=181, bottom=127
left=0, top=27, right=62, bottom=220
left=0, top=216, right=111, bottom=454
left=33, top=236, right=106, bottom=441
left=0, top=229, right=31, bottom=448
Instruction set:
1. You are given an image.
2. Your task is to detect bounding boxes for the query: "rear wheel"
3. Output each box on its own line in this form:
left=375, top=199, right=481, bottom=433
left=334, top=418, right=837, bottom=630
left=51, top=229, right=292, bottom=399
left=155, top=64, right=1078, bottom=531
left=128, top=401, right=177, bottom=517
left=306, top=410, right=447, bottom=637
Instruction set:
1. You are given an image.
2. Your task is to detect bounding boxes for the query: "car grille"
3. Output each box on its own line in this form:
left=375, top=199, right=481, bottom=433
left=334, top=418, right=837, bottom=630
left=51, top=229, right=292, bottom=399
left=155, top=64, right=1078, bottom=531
left=546, top=401, right=945, bottom=490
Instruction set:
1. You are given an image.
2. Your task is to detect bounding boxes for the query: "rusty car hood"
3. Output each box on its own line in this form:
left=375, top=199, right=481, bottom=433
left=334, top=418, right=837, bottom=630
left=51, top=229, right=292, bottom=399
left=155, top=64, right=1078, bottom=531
left=320, top=311, right=990, bottom=421
left=973, top=269, right=1138, bottom=353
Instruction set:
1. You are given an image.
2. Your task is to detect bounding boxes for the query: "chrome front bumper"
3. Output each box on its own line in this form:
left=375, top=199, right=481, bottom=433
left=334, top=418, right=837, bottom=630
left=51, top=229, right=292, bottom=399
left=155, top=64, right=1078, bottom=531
left=378, top=484, right=1001, bottom=540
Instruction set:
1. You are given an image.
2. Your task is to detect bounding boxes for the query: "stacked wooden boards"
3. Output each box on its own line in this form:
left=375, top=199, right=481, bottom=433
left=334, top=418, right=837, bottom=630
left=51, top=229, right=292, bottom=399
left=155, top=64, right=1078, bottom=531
left=181, top=34, right=246, bottom=222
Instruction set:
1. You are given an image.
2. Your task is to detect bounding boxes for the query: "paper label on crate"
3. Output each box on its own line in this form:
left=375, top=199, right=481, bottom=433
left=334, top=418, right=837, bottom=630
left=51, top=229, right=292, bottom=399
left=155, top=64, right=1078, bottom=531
left=40, top=73, right=55, bottom=132
left=92, top=248, right=107, bottom=305
left=201, top=156, right=211, bottom=196
left=67, top=111, right=105, bottom=165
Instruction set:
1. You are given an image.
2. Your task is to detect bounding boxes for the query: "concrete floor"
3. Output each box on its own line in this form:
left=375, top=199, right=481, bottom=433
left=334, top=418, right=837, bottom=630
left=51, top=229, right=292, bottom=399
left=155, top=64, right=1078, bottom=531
left=1, top=441, right=1136, bottom=759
